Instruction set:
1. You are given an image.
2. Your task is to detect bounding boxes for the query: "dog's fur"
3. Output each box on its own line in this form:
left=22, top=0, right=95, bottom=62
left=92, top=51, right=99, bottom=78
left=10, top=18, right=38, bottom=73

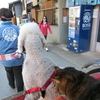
left=17, top=22, right=58, bottom=100
left=52, top=67, right=100, bottom=100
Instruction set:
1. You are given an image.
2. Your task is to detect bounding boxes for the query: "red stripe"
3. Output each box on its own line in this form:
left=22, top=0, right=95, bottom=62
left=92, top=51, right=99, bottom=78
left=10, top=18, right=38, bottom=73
left=0, top=52, right=22, bottom=61
left=2, top=55, right=6, bottom=61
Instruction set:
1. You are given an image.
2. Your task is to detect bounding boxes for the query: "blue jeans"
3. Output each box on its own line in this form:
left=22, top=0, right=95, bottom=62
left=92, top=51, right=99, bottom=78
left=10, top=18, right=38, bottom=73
left=5, top=65, right=24, bottom=92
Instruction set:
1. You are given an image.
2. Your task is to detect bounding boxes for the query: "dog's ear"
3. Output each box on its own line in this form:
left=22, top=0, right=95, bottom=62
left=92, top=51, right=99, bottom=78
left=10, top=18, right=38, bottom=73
left=54, top=66, right=61, bottom=72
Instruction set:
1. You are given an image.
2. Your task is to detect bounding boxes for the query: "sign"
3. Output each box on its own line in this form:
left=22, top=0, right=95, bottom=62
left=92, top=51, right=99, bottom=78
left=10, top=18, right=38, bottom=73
left=63, top=17, right=67, bottom=23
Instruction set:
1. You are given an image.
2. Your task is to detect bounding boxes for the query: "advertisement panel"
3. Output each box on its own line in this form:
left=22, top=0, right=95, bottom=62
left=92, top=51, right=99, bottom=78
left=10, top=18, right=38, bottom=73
left=68, top=6, right=80, bottom=38
left=88, top=0, right=97, bottom=5
left=75, top=0, right=87, bottom=5
left=65, top=0, right=75, bottom=8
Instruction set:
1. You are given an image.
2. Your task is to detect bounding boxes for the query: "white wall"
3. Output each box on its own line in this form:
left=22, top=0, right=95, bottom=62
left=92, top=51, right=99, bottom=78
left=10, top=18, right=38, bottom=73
left=47, top=0, right=68, bottom=44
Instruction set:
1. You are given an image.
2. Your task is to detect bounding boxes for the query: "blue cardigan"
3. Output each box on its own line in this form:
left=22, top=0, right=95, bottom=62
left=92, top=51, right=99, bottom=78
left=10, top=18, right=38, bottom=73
left=0, top=21, right=24, bottom=67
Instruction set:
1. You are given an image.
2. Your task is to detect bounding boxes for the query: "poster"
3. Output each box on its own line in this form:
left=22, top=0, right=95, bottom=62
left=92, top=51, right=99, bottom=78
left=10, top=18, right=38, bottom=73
left=69, top=6, right=80, bottom=17
left=63, top=17, right=67, bottom=23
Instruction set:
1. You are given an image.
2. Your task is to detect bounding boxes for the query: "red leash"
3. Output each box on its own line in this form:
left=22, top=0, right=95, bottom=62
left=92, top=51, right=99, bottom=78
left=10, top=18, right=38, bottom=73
left=12, top=71, right=56, bottom=100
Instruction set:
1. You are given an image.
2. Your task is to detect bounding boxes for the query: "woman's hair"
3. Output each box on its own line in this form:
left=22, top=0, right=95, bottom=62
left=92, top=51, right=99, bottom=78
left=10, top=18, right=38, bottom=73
left=0, top=8, right=13, bottom=21
left=30, top=18, right=36, bottom=22
left=41, top=15, right=48, bottom=24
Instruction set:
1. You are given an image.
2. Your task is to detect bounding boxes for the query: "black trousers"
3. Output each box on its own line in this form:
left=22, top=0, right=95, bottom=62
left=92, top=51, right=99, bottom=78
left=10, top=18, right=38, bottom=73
left=5, top=65, right=24, bottom=92
left=44, top=36, right=47, bottom=39
left=44, top=36, right=48, bottom=48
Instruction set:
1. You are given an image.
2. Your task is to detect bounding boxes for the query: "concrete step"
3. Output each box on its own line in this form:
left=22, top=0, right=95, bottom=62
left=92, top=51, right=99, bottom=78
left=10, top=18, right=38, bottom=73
left=1, top=91, right=24, bottom=100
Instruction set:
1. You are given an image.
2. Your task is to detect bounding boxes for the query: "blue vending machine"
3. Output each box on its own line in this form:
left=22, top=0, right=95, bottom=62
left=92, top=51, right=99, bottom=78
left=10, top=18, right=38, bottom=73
left=67, top=5, right=93, bottom=53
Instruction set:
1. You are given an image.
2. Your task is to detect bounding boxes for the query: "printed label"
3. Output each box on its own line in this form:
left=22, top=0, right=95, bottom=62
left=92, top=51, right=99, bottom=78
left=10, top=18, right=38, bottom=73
left=82, top=12, right=91, bottom=30
left=2, top=27, right=17, bottom=41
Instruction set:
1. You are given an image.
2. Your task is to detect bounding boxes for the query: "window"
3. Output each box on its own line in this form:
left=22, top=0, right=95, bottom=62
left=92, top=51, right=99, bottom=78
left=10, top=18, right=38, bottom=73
left=37, top=0, right=58, bottom=25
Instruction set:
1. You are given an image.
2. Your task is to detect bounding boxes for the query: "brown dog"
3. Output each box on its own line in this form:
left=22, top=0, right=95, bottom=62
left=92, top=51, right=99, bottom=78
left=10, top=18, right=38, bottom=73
left=52, top=67, right=100, bottom=100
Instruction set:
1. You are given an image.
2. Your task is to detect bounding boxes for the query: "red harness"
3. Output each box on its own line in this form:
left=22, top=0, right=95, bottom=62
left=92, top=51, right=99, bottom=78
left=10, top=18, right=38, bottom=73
left=12, top=71, right=56, bottom=100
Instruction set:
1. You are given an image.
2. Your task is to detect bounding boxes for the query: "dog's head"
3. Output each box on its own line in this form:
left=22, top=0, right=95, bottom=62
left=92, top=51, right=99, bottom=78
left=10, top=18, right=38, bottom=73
left=52, top=67, right=85, bottom=96
left=17, top=22, right=46, bottom=53
left=52, top=67, right=100, bottom=100
left=20, top=22, right=41, bottom=35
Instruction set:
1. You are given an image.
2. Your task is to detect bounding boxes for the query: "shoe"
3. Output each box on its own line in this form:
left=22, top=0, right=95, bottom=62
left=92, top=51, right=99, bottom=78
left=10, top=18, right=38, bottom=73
left=45, top=47, right=48, bottom=52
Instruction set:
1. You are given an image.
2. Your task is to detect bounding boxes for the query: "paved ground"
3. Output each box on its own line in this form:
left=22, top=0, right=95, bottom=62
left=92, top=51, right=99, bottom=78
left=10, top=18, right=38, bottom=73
left=48, top=43, right=100, bottom=68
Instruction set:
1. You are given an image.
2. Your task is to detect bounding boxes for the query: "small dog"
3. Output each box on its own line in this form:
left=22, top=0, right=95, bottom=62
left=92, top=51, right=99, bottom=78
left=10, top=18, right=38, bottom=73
left=52, top=67, right=100, bottom=100
left=17, top=22, right=59, bottom=100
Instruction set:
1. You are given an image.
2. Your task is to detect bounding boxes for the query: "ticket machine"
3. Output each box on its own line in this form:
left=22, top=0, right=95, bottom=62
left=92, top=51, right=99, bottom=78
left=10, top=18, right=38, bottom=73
left=67, top=5, right=93, bottom=53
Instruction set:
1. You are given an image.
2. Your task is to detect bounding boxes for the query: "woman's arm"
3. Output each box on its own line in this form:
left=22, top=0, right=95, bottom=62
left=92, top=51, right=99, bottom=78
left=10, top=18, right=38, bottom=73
left=47, top=23, right=52, bottom=34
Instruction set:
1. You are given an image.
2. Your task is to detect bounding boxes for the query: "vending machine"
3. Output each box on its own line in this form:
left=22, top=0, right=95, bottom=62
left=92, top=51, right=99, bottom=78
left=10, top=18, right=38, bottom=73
left=67, top=5, right=93, bottom=53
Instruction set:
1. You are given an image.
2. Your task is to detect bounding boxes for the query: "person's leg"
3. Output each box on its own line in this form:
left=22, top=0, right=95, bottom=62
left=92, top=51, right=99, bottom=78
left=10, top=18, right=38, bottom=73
left=44, top=36, right=47, bottom=39
left=44, top=36, right=49, bottom=51
left=5, top=67, right=15, bottom=88
left=13, top=65, right=24, bottom=92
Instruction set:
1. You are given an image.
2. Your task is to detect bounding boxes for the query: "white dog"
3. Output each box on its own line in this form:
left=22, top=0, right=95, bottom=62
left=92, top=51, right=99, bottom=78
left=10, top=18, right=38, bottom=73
left=17, top=22, right=58, bottom=100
